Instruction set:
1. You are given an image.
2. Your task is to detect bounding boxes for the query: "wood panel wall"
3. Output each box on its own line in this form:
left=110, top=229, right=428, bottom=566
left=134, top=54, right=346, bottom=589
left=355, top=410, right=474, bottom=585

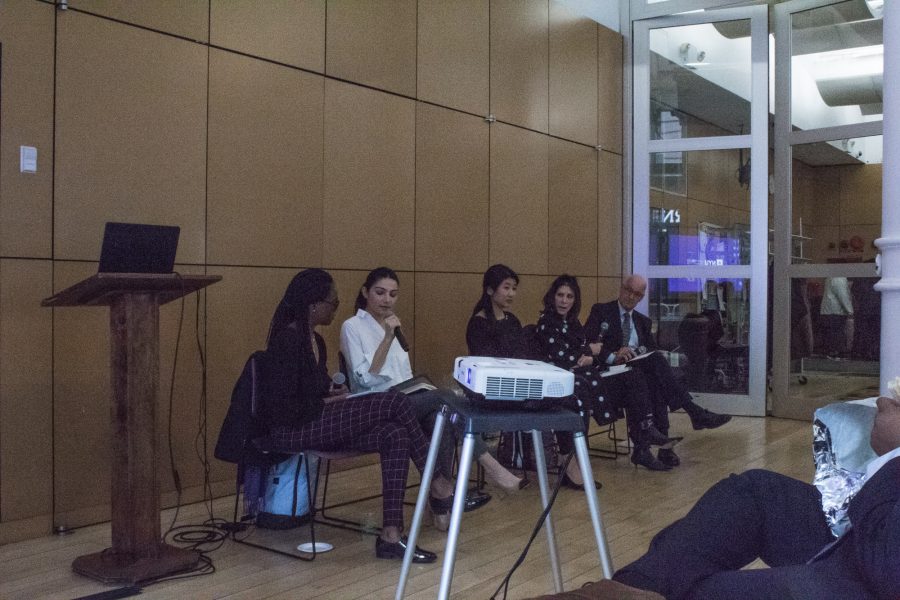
left=0, top=0, right=625, bottom=543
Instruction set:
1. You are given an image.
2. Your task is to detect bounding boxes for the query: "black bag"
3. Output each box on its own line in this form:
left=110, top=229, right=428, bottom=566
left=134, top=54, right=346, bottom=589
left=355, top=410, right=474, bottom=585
left=214, top=351, right=287, bottom=466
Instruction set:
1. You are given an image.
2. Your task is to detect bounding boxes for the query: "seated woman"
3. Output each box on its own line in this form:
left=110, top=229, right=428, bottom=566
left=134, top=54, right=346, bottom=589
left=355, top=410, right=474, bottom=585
left=341, top=267, right=525, bottom=509
left=536, top=275, right=679, bottom=472
left=465, top=264, right=599, bottom=489
left=262, top=268, right=450, bottom=563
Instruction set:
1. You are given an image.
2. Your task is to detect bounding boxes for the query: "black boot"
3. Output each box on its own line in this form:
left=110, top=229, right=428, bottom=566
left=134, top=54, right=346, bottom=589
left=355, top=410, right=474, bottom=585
left=631, top=445, right=672, bottom=471
left=636, top=418, right=683, bottom=449
left=657, top=448, right=680, bottom=467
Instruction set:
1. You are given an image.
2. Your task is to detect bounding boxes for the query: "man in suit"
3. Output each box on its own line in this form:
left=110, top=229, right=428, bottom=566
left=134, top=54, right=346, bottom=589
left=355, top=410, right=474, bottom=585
left=608, top=394, right=900, bottom=599
left=584, top=275, right=731, bottom=467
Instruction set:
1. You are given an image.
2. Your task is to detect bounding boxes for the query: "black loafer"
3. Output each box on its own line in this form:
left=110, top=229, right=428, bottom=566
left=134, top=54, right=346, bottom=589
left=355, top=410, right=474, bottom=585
left=375, top=535, right=437, bottom=563
left=657, top=448, right=680, bottom=467
left=464, top=489, right=492, bottom=512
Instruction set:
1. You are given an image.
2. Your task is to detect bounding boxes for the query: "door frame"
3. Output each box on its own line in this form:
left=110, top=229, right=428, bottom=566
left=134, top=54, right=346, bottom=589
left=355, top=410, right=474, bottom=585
left=633, top=4, right=770, bottom=416
left=770, top=0, right=883, bottom=418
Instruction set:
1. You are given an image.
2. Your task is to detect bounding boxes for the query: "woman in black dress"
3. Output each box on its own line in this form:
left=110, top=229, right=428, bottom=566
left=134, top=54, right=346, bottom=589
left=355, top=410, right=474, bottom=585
left=465, top=264, right=527, bottom=358
left=465, top=264, right=599, bottom=488
left=535, top=275, right=679, bottom=471
left=262, top=268, right=454, bottom=563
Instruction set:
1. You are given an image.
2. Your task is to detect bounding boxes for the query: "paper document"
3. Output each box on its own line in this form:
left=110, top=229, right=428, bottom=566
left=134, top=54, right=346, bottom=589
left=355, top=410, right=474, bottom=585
left=601, top=364, right=632, bottom=378
left=627, top=350, right=656, bottom=363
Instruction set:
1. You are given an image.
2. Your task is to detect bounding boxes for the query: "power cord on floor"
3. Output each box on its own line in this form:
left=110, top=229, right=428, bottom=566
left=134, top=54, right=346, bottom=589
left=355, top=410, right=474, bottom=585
left=149, top=276, right=231, bottom=588
left=489, top=452, right=572, bottom=600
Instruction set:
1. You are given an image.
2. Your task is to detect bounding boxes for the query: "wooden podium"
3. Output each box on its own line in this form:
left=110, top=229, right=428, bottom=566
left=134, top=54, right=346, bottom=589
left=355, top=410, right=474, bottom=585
left=43, top=273, right=222, bottom=584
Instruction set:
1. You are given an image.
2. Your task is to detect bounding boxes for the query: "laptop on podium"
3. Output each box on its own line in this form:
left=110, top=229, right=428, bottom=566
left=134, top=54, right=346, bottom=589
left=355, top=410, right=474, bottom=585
left=98, top=222, right=180, bottom=274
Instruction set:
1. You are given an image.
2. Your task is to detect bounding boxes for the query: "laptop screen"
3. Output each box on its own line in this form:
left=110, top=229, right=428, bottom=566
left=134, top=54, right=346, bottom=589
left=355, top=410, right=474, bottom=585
left=98, top=222, right=180, bottom=274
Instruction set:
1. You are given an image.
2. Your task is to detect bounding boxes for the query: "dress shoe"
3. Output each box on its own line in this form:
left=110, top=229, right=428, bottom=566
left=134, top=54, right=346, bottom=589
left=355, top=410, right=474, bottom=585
left=657, top=448, right=680, bottom=467
left=560, top=471, right=602, bottom=490
left=630, top=446, right=671, bottom=471
left=464, top=489, right=492, bottom=512
left=375, top=535, right=437, bottom=563
left=687, top=407, right=733, bottom=430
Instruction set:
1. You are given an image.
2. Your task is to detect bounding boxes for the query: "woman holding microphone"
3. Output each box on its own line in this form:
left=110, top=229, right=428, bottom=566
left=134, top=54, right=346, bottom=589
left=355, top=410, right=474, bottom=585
left=340, top=268, right=525, bottom=527
left=262, top=268, right=446, bottom=562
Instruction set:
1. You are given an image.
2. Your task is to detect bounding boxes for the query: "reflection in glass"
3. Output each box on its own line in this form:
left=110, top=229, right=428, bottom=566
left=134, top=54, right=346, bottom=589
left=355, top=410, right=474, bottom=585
left=790, top=135, right=882, bottom=264
left=788, top=276, right=880, bottom=402
left=650, top=148, right=751, bottom=266
left=791, top=1, right=883, bottom=131
left=649, top=20, right=752, bottom=139
left=648, top=278, right=750, bottom=395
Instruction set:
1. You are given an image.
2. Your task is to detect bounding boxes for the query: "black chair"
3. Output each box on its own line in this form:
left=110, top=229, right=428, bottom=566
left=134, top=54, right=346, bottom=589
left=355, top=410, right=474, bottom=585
left=216, top=351, right=325, bottom=560
left=586, top=419, right=631, bottom=459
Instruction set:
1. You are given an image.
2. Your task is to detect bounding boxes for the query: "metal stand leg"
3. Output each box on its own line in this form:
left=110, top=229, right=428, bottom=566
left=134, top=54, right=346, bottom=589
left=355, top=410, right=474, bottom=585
left=530, top=430, right=564, bottom=593
left=437, top=433, right=476, bottom=600
left=573, top=432, right=613, bottom=578
left=396, top=409, right=446, bottom=600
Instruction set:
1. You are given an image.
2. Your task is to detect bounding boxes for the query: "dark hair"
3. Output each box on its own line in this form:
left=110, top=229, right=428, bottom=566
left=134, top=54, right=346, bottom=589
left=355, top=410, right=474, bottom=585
left=355, top=267, right=399, bottom=312
left=472, top=264, right=519, bottom=318
left=542, top=274, right=581, bottom=322
left=267, top=268, right=334, bottom=351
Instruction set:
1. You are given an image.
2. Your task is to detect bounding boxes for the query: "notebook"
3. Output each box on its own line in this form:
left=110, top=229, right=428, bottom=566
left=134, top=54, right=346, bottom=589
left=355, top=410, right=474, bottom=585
left=98, top=222, right=180, bottom=274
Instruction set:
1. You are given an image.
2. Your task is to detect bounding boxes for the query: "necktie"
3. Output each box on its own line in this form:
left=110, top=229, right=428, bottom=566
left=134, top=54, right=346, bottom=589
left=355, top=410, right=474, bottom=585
left=622, top=312, right=633, bottom=347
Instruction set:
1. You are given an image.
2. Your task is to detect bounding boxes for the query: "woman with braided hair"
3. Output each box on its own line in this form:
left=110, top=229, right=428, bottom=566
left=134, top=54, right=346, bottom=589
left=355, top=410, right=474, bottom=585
left=261, top=268, right=451, bottom=563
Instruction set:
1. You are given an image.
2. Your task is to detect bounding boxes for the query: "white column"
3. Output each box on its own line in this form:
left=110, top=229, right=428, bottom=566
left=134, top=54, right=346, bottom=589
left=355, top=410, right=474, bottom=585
left=875, top=2, right=900, bottom=394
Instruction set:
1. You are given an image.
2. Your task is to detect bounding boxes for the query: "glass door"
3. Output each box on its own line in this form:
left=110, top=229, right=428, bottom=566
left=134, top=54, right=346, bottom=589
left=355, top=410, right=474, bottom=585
left=771, top=0, right=883, bottom=420
left=633, top=5, right=769, bottom=416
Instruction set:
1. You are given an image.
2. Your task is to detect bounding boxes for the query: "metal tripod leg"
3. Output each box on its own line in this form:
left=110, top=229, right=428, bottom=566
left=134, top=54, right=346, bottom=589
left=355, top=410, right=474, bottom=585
left=395, top=406, right=446, bottom=600
left=530, top=429, right=564, bottom=593
left=573, top=431, right=613, bottom=578
left=436, top=432, right=476, bottom=600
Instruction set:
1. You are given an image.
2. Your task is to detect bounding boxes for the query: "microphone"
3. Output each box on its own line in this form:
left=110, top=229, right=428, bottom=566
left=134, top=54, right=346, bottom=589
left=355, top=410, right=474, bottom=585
left=394, top=328, right=410, bottom=352
left=598, top=322, right=609, bottom=342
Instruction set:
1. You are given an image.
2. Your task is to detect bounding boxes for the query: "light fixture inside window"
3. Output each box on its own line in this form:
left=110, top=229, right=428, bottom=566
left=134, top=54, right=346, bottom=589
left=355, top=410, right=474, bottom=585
left=679, top=42, right=706, bottom=69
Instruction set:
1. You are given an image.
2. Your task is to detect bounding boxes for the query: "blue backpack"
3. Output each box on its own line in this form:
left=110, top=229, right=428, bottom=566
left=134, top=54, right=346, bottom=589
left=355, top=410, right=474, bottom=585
left=257, top=453, right=318, bottom=528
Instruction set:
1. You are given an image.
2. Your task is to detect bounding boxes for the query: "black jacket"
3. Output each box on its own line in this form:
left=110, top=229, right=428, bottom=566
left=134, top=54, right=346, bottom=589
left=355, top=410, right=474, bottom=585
left=583, top=300, right=656, bottom=364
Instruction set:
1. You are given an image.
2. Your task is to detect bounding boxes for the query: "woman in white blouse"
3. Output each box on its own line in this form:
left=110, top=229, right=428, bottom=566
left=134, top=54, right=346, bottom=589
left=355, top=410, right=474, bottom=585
left=340, top=268, right=526, bottom=517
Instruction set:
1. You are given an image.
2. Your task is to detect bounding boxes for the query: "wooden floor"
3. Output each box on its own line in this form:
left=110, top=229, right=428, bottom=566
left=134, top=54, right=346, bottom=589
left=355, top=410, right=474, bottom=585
left=0, top=414, right=813, bottom=600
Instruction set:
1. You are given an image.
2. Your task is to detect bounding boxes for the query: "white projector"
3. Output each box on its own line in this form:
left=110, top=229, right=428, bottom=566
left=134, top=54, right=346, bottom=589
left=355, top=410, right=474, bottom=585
left=453, top=356, right=574, bottom=402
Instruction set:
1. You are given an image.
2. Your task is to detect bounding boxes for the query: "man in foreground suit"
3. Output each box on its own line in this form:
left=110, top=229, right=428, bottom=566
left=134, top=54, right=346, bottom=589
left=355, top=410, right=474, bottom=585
left=583, top=275, right=731, bottom=466
left=609, top=394, right=900, bottom=599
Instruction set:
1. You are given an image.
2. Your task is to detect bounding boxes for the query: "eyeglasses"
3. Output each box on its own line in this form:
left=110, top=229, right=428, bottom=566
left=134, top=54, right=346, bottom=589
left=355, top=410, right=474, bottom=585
left=622, top=286, right=645, bottom=298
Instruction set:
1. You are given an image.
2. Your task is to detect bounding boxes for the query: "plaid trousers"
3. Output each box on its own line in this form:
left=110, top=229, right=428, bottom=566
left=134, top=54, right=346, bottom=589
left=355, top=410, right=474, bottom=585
left=270, top=391, right=430, bottom=530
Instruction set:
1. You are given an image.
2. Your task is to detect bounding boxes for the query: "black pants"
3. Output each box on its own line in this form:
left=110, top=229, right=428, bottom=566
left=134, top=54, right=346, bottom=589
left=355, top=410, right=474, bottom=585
left=631, top=352, right=692, bottom=435
left=556, top=367, right=653, bottom=455
left=406, top=389, right=461, bottom=481
left=613, top=469, right=874, bottom=600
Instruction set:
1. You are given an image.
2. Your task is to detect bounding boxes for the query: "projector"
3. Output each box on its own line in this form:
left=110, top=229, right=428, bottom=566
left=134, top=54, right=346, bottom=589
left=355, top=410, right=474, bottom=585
left=453, top=356, right=574, bottom=402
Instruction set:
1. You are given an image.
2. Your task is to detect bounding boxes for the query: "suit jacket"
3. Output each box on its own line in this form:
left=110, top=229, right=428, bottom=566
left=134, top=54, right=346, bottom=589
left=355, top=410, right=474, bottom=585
left=583, top=300, right=657, bottom=365
left=821, top=455, right=900, bottom=599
